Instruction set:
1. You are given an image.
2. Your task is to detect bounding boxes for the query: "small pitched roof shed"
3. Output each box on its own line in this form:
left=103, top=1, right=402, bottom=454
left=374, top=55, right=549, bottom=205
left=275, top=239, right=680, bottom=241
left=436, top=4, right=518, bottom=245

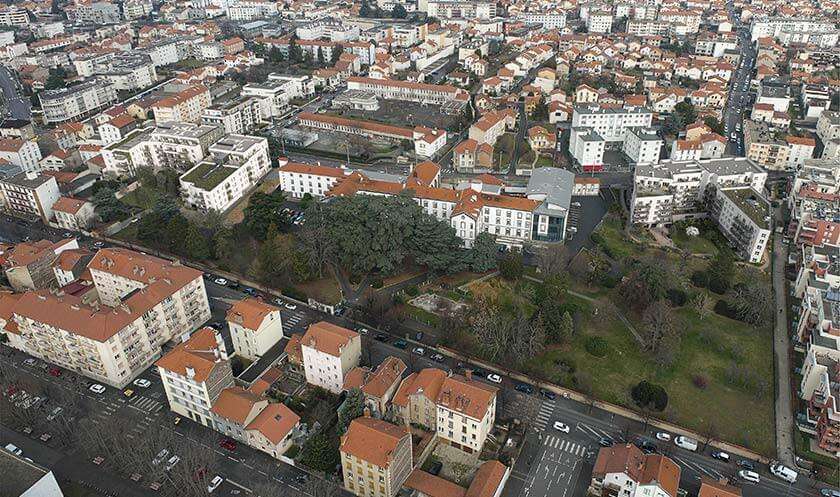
left=340, top=417, right=408, bottom=468
left=301, top=321, right=359, bottom=357
left=226, top=297, right=279, bottom=330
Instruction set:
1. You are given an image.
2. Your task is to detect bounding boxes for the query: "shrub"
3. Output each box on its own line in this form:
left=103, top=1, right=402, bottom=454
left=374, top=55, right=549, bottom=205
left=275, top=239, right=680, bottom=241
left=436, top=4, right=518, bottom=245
left=371, top=278, right=384, bottom=289
left=713, top=299, right=745, bottom=321
left=631, top=380, right=669, bottom=411
left=349, top=274, right=362, bottom=285
left=599, top=273, right=621, bottom=288
left=405, top=285, right=420, bottom=297
left=708, top=274, right=730, bottom=295
left=666, top=288, right=687, bottom=306
left=692, top=374, right=709, bottom=389
left=285, top=444, right=300, bottom=459
left=282, top=287, right=307, bottom=302
left=584, top=336, right=609, bottom=358
left=690, top=270, right=709, bottom=288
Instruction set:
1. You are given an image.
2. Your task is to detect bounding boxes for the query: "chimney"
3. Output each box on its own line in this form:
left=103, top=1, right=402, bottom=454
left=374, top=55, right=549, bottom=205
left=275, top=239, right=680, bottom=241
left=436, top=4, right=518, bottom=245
left=363, top=407, right=371, bottom=418
left=465, top=369, right=472, bottom=381
left=185, top=366, right=195, bottom=379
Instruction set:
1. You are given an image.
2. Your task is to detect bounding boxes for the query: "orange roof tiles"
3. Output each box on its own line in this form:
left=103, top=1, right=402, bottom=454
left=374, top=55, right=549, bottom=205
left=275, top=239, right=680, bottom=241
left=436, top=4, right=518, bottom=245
left=340, top=416, right=409, bottom=467
left=245, top=402, right=300, bottom=445
left=393, top=368, right=447, bottom=407
left=298, top=112, right=414, bottom=139
left=152, top=84, right=208, bottom=109
left=698, top=478, right=742, bottom=497
left=52, top=196, right=89, bottom=215
left=406, top=161, right=440, bottom=187
left=465, top=460, right=508, bottom=497
left=211, top=386, right=263, bottom=424
left=155, top=327, right=225, bottom=382
left=435, top=373, right=497, bottom=420
left=53, top=248, right=92, bottom=271
left=226, top=297, right=279, bottom=330
left=405, top=470, right=467, bottom=497
left=344, top=356, right=406, bottom=398
left=301, top=321, right=359, bottom=357
left=280, top=161, right=350, bottom=178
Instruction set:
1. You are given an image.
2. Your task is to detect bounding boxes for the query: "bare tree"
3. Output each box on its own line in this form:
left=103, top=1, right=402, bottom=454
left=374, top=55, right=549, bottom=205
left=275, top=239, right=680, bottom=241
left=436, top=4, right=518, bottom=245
left=536, top=244, right=567, bottom=276
left=302, top=476, right=340, bottom=497
left=642, top=300, right=677, bottom=353
left=700, top=419, right=719, bottom=451
left=691, top=291, right=711, bottom=320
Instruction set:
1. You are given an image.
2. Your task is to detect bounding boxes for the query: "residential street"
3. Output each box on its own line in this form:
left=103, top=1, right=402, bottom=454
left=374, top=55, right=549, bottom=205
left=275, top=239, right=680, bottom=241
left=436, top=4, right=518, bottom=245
left=773, top=211, right=796, bottom=467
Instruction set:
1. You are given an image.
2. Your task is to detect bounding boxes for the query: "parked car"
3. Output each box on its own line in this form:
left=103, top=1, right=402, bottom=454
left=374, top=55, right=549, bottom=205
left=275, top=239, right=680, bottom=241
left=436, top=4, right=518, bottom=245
left=514, top=383, right=534, bottom=394
left=655, top=432, right=671, bottom=441
left=152, top=449, right=170, bottom=465
left=393, top=339, right=408, bottom=349
left=4, top=444, right=22, bottom=456
left=357, top=327, right=369, bottom=335
left=411, top=347, right=425, bottom=356
left=711, top=451, right=730, bottom=462
left=219, top=438, right=237, bottom=451
left=89, top=384, right=106, bottom=394
left=243, top=287, right=257, bottom=296
left=414, top=332, right=424, bottom=341
left=633, top=438, right=657, bottom=454
left=738, top=470, right=760, bottom=484
left=820, top=489, right=840, bottom=497
left=736, top=460, right=756, bottom=471
left=213, top=278, right=228, bottom=286
left=486, top=373, right=502, bottom=384
left=553, top=421, right=570, bottom=433
left=48, top=367, right=61, bottom=377
left=374, top=333, right=389, bottom=342
left=165, top=455, right=180, bottom=471
left=539, top=389, right=557, bottom=400
left=674, top=436, right=698, bottom=452
left=133, top=378, right=152, bottom=388
left=208, top=476, right=224, bottom=493
left=47, top=407, right=63, bottom=421
left=430, top=353, right=445, bottom=363
left=23, top=358, right=36, bottom=366
left=598, top=437, right=614, bottom=447
left=769, top=462, right=798, bottom=483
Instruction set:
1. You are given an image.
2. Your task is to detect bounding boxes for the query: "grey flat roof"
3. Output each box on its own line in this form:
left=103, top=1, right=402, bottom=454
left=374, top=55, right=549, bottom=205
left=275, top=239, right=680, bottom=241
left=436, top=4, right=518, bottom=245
left=526, top=167, right=574, bottom=215
left=0, top=450, right=50, bottom=496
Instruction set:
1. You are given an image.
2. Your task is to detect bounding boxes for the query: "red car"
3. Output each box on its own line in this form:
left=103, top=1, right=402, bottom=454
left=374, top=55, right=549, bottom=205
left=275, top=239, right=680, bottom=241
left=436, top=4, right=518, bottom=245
left=48, top=367, right=61, bottom=377
left=5, top=385, right=18, bottom=397
left=219, top=438, right=237, bottom=451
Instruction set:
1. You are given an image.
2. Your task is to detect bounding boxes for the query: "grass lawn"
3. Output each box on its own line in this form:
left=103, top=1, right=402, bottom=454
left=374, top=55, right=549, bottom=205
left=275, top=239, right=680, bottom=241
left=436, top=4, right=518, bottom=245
left=670, top=229, right=719, bottom=255
left=592, top=214, right=645, bottom=261
left=114, top=222, right=138, bottom=241
left=403, top=304, right=442, bottom=326
left=120, top=186, right=159, bottom=210
left=295, top=276, right=342, bottom=305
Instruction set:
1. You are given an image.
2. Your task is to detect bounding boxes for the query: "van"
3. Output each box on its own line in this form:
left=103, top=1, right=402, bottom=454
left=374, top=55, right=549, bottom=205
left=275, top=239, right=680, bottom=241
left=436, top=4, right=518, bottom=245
left=770, top=462, right=798, bottom=483
left=674, top=436, right=698, bottom=452
left=4, top=444, right=22, bottom=456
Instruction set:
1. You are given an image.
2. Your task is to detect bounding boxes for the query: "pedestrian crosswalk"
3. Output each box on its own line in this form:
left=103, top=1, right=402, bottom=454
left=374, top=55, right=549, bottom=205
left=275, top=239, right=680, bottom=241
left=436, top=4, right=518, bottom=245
left=534, top=399, right=556, bottom=432
left=283, top=311, right=309, bottom=333
left=542, top=435, right=590, bottom=457
left=130, top=395, right=163, bottom=413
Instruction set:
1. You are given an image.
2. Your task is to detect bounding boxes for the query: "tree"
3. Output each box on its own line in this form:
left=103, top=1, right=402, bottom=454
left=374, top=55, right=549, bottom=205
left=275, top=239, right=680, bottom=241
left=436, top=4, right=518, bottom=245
left=542, top=302, right=574, bottom=344
left=244, top=191, right=287, bottom=240
left=299, top=202, right=336, bottom=278
left=499, top=251, right=524, bottom=280
left=467, top=232, right=498, bottom=272
left=407, top=214, right=463, bottom=273
left=299, top=430, right=340, bottom=472
left=255, top=225, right=297, bottom=286
left=619, top=259, right=668, bottom=311
left=336, top=388, right=365, bottom=434
left=631, top=380, right=668, bottom=412
left=730, top=282, right=772, bottom=325
left=691, top=291, right=712, bottom=320
left=184, top=223, right=211, bottom=260
left=330, top=45, right=344, bottom=65
left=45, top=67, right=67, bottom=91
left=703, top=116, right=725, bottom=135
left=642, top=300, right=677, bottom=353
left=289, top=35, right=303, bottom=63
left=92, top=187, right=129, bottom=223
left=392, top=3, right=407, bottom=18
left=537, top=244, right=567, bottom=277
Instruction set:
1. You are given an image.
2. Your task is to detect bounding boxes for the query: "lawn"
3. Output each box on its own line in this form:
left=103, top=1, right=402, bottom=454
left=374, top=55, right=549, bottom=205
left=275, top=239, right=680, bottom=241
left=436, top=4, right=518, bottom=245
left=591, top=214, right=646, bottom=261
left=529, top=292, right=776, bottom=456
left=670, top=227, right=719, bottom=255
left=295, top=276, right=342, bottom=305
left=120, top=185, right=159, bottom=210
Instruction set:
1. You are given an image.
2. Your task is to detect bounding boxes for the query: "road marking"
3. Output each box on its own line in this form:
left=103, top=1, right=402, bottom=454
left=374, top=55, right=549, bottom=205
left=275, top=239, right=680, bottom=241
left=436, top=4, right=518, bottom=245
left=226, top=479, right=252, bottom=493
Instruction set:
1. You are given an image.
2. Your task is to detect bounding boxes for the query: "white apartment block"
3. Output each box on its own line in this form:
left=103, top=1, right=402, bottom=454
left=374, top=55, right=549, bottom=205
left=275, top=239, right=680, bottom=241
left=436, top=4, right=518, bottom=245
left=296, top=20, right=360, bottom=42
left=0, top=7, right=30, bottom=26
left=242, top=82, right=292, bottom=119
left=570, top=129, right=606, bottom=167
left=179, top=134, right=270, bottom=213
left=0, top=138, right=42, bottom=173
left=435, top=372, right=497, bottom=454
left=226, top=297, right=284, bottom=361
left=570, top=104, right=654, bottom=143
left=425, top=0, right=496, bottom=19
left=587, top=12, right=613, bottom=33
left=202, top=97, right=264, bottom=135
left=97, top=54, right=158, bottom=91
left=39, top=77, right=118, bottom=124
left=627, top=19, right=671, bottom=37
left=518, top=12, right=566, bottom=29
left=631, top=157, right=771, bottom=262
left=156, top=327, right=234, bottom=427
left=0, top=171, right=60, bottom=223
left=817, top=111, right=840, bottom=156
left=278, top=161, right=350, bottom=198
left=52, top=196, right=95, bottom=231
left=751, top=17, right=839, bottom=47
left=622, top=128, right=662, bottom=165
left=301, top=321, right=361, bottom=394
left=3, top=248, right=212, bottom=388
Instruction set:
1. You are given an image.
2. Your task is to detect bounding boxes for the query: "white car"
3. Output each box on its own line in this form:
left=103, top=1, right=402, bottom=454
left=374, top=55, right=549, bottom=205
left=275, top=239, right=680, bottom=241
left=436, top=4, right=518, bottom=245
left=152, top=449, right=169, bottom=465
left=486, top=373, right=502, bottom=384
left=208, top=476, right=224, bottom=493
left=4, top=443, right=22, bottom=456
left=655, top=432, right=671, bottom=441
left=213, top=277, right=228, bottom=286
left=284, top=303, right=297, bottom=310
left=133, top=378, right=151, bottom=388
left=553, top=421, right=571, bottom=433
left=412, top=347, right=425, bottom=356
left=89, top=384, right=106, bottom=394
left=738, top=470, right=760, bottom=484
left=165, top=455, right=180, bottom=471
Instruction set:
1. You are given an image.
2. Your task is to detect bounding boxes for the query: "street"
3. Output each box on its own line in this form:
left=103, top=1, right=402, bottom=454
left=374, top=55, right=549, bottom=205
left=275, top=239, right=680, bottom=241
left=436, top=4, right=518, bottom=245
left=0, top=65, right=31, bottom=120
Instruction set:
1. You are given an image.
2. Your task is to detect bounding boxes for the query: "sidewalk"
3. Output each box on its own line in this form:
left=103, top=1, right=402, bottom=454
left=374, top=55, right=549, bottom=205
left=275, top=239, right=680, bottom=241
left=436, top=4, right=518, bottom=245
left=772, top=234, right=796, bottom=466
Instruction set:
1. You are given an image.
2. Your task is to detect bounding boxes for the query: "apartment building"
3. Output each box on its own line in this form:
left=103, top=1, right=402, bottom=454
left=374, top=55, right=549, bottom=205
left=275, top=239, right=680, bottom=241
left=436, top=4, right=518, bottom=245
left=52, top=196, right=95, bottom=231
left=179, top=134, right=270, bottom=213
left=39, top=78, right=118, bottom=124
left=435, top=371, right=498, bottom=454
left=469, top=109, right=516, bottom=146
left=211, top=386, right=301, bottom=459
left=586, top=12, right=613, bottom=33
left=0, top=170, right=60, bottom=223
left=242, top=81, right=292, bottom=119
left=569, top=104, right=653, bottom=167
left=630, top=157, right=770, bottom=262
left=425, top=0, right=496, bottom=19
left=346, top=77, right=470, bottom=106
left=743, top=120, right=790, bottom=170
left=226, top=297, right=283, bottom=361
left=787, top=158, right=840, bottom=221
left=622, top=128, right=663, bottom=165
left=97, top=54, right=158, bottom=92
left=0, top=138, right=42, bottom=173
left=301, top=321, right=362, bottom=394
left=518, top=12, right=566, bottom=29
left=589, top=444, right=681, bottom=497
left=74, top=2, right=120, bottom=23
left=340, top=415, right=413, bottom=497
left=756, top=77, right=791, bottom=113
left=52, top=248, right=94, bottom=287
left=201, top=96, right=264, bottom=135
left=278, top=161, right=350, bottom=198
left=156, top=326, right=234, bottom=427
left=800, top=348, right=840, bottom=456
left=627, top=19, right=672, bottom=37
left=3, top=238, right=78, bottom=292
left=817, top=111, right=840, bottom=159
left=391, top=367, right=447, bottom=429
left=750, top=17, right=837, bottom=44
left=343, top=356, right=406, bottom=418
left=152, top=85, right=212, bottom=124
left=3, top=248, right=211, bottom=388
left=0, top=7, right=30, bottom=26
